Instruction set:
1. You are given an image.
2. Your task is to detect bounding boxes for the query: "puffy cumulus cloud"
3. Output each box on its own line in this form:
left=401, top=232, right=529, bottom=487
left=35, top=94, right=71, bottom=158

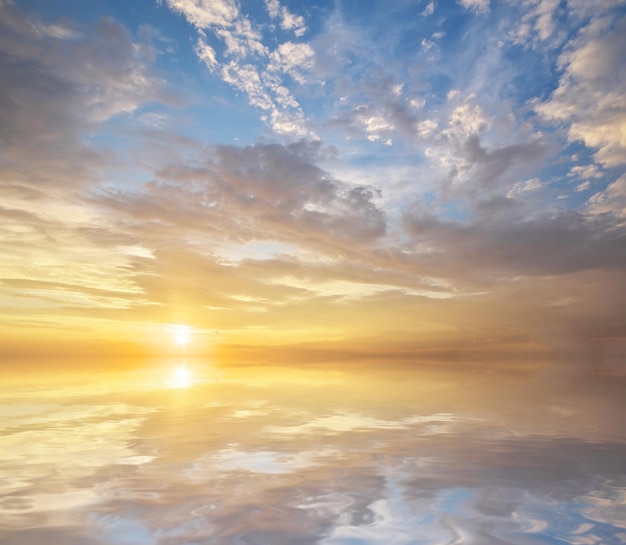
left=278, top=6, right=307, bottom=37
left=535, top=13, right=626, bottom=167
left=265, top=0, right=308, bottom=37
left=269, top=42, right=315, bottom=84
left=264, top=0, right=280, bottom=19
left=98, top=140, right=386, bottom=252
left=264, top=0, right=308, bottom=37
left=162, top=0, right=313, bottom=136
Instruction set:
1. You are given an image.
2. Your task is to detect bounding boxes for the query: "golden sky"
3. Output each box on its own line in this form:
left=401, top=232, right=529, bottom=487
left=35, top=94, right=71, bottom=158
left=1, top=0, right=625, bottom=372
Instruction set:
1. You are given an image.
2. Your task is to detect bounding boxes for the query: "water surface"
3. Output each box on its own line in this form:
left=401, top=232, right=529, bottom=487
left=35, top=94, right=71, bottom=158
left=1, top=364, right=625, bottom=544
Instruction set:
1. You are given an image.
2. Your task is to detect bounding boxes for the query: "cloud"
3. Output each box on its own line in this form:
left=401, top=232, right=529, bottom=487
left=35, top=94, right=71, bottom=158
left=535, top=13, right=626, bottom=167
left=162, top=0, right=313, bottom=136
left=162, top=0, right=238, bottom=28
left=269, top=42, right=315, bottom=84
left=0, top=1, right=167, bottom=192
left=264, top=0, right=280, bottom=19
left=0, top=1, right=176, bottom=327
left=278, top=6, right=307, bottom=37
left=98, top=140, right=386, bottom=252
left=421, top=1, right=435, bottom=17
left=506, top=178, right=542, bottom=199
left=195, top=38, right=218, bottom=70
left=264, top=0, right=307, bottom=36
left=587, top=174, right=626, bottom=219
left=507, top=0, right=562, bottom=45
left=458, top=0, right=490, bottom=13
left=402, top=209, right=626, bottom=277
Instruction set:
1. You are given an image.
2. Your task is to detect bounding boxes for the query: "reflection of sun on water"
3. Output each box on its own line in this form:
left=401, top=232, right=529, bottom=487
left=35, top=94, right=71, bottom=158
left=164, top=325, right=195, bottom=387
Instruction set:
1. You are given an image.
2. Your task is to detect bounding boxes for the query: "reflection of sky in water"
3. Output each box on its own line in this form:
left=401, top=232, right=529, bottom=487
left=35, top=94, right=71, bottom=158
left=1, top=368, right=625, bottom=544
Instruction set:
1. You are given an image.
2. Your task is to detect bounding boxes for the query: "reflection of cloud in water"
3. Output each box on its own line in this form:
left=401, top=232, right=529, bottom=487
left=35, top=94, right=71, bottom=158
left=0, top=401, right=155, bottom=528
left=1, top=370, right=626, bottom=544
left=266, top=412, right=459, bottom=435
left=186, top=447, right=339, bottom=476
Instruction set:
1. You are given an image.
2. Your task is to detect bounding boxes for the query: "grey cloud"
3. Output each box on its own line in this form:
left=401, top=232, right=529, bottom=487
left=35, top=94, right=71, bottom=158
left=100, top=140, right=386, bottom=250
left=0, top=2, right=167, bottom=191
left=320, top=72, right=426, bottom=144
left=402, top=209, right=626, bottom=277
left=428, top=134, right=548, bottom=204
left=461, top=135, right=546, bottom=190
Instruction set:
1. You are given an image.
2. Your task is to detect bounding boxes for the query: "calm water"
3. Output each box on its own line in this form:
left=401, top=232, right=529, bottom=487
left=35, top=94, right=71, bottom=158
left=1, top=364, right=625, bottom=545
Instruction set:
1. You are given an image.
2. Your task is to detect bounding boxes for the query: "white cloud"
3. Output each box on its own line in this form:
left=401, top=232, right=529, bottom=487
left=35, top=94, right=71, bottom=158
left=587, top=175, right=626, bottom=218
left=263, top=0, right=307, bottom=36
left=362, top=115, right=394, bottom=142
left=515, top=0, right=560, bottom=43
left=576, top=181, right=591, bottom=192
left=269, top=41, right=315, bottom=83
left=568, top=163, right=601, bottom=179
left=221, top=61, right=274, bottom=110
left=195, top=37, right=217, bottom=70
left=33, top=21, right=81, bottom=39
left=422, top=1, right=435, bottom=17
left=445, top=95, right=490, bottom=138
left=264, top=0, right=280, bottom=19
left=535, top=15, right=626, bottom=167
left=163, top=0, right=312, bottom=136
left=458, top=0, right=490, bottom=13
left=421, top=37, right=435, bottom=51
left=507, top=178, right=542, bottom=198
left=269, top=108, right=308, bottom=136
left=416, top=119, right=438, bottom=137
left=163, top=0, right=238, bottom=28
left=279, top=6, right=307, bottom=37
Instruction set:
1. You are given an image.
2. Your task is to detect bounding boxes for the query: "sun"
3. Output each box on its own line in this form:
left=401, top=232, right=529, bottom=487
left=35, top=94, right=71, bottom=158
left=174, top=325, right=191, bottom=347
left=171, top=365, right=192, bottom=388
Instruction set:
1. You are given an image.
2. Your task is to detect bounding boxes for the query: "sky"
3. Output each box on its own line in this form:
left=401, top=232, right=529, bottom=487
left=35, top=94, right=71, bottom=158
left=1, top=0, right=625, bottom=370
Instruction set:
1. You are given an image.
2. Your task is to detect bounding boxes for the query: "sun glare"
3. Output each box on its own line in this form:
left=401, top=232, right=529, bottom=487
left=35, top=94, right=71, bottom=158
left=171, top=365, right=192, bottom=388
left=174, top=325, right=191, bottom=346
